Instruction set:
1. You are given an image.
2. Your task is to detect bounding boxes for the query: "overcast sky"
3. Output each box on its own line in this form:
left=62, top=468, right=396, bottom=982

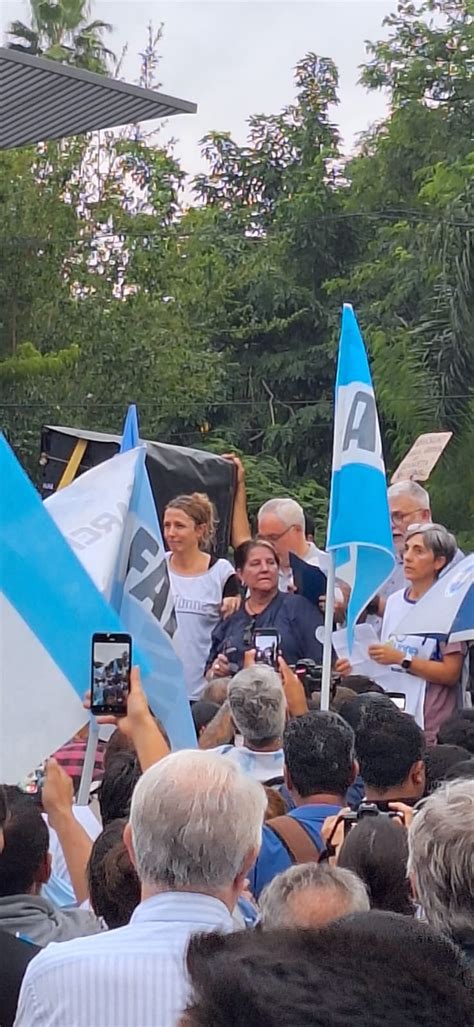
left=2, top=1, right=396, bottom=184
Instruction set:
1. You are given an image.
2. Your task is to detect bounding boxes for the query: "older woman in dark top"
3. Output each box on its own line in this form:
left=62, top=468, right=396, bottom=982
left=206, top=540, right=323, bottom=678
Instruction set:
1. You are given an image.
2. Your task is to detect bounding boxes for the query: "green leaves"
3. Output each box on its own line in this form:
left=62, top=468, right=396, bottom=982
left=7, top=0, right=114, bottom=72
left=2, top=2, right=473, bottom=547
left=345, top=0, right=474, bottom=544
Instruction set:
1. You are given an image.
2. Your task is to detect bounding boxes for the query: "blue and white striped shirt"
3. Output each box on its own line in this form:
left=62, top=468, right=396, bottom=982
left=14, top=892, right=233, bottom=1027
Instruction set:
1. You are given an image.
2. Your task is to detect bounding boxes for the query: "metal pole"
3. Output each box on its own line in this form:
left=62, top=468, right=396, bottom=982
left=320, top=555, right=335, bottom=711
left=77, top=716, right=99, bottom=806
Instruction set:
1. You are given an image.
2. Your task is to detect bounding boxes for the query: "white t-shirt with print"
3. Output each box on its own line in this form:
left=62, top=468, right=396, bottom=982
left=167, top=555, right=235, bottom=700
left=380, top=588, right=437, bottom=727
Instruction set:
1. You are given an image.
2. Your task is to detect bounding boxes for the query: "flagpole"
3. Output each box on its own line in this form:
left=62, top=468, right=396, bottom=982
left=77, top=716, right=99, bottom=806
left=320, top=553, right=335, bottom=712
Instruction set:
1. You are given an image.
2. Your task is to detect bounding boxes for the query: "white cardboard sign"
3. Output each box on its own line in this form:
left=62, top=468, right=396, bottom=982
left=391, top=432, right=452, bottom=483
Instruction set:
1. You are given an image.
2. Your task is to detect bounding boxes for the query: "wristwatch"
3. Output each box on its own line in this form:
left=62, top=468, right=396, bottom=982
left=401, top=654, right=413, bottom=672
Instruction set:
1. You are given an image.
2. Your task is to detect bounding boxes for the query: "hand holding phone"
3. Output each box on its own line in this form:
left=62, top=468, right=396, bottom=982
left=90, top=633, right=132, bottom=716
left=252, top=629, right=280, bottom=669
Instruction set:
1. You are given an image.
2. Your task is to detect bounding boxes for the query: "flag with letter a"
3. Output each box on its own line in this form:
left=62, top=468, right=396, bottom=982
left=327, top=304, right=395, bottom=646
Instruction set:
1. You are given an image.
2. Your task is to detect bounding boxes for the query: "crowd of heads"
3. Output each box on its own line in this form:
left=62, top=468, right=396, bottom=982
left=1, top=477, right=472, bottom=1026
left=1, top=670, right=474, bottom=1026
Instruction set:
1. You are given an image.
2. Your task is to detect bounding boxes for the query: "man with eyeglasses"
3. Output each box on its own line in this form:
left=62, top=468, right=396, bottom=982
left=257, top=498, right=325, bottom=591
left=256, top=498, right=348, bottom=618
left=380, top=481, right=464, bottom=605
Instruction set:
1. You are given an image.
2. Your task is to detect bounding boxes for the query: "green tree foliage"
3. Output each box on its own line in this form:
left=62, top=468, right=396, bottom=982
left=330, top=0, right=473, bottom=543
left=185, top=54, right=353, bottom=508
left=2, top=1, right=473, bottom=543
left=0, top=132, right=225, bottom=477
left=8, top=0, right=114, bottom=73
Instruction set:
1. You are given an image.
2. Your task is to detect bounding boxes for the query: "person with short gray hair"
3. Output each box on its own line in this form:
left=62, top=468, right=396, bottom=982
left=370, top=520, right=467, bottom=742
left=260, top=863, right=369, bottom=930
left=213, top=666, right=286, bottom=784
left=408, top=778, right=474, bottom=964
left=15, top=751, right=267, bottom=1027
left=387, top=480, right=431, bottom=559
left=404, top=521, right=457, bottom=567
left=257, top=498, right=347, bottom=615
left=379, top=480, right=463, bottom=603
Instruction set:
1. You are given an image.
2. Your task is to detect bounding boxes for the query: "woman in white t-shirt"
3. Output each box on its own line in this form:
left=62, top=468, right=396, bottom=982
left=164, top=493, right=240, bottom=701
left=335, top=524, right=466, bottom=743
left=368, top=523, right=466, bottom=743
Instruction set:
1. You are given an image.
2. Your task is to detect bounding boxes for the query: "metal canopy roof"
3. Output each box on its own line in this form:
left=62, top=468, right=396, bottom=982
left=0, top=47, right=197, bottom=149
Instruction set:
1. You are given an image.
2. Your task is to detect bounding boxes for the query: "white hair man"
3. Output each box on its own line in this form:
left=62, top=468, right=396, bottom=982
left=260, top=863, right=370, bottom=930
left=381, top=480, right=463, bottom=601
left=407, top=778, right=474, bottom=965
left=15, top=751, right=267, bottom=1027
left=213, top=665, right=286, bottom=784
left=258, top=497, right=327, bottom=591
left=257, top=498, right=347, bottom=616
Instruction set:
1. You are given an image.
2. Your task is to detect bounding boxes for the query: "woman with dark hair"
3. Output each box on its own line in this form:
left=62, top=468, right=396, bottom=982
left=87, top=820, right=140, bottom=929
left=183, top=913, right=473, bottom=1027
left=337, top=815, right=413, bottom=916
left=205, top=540, right=324, bottom=677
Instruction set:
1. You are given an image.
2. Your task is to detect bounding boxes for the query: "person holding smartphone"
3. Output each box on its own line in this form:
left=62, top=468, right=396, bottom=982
left=164, top=493, right=240, bottom=700
left=206, top=540, right=324, bottom=678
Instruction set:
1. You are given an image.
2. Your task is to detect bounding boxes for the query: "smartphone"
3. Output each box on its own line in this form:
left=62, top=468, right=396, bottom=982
left=253, top=629, right=280, bottom=669
left=386, top=692, right=407, bottom=711
left=91, top=632, right=132, bottom=716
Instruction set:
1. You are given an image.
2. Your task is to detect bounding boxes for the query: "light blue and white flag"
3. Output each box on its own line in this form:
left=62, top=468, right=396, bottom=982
left=0, top=434, right=124, bottom=783
left=327, top=304, right=395, bottom=647
left=119, top=403, right=140, bottom=453
left=47, top=446, right=195, bottom=748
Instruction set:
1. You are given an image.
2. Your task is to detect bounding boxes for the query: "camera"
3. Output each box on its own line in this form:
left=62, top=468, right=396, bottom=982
left=341, top=802, right=405, bottom=837
left=294, top=660, right=338, bottom=701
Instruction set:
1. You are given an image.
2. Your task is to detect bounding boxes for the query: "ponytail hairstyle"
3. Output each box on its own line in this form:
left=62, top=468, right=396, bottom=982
left=165, top=493, right=217, bottom=552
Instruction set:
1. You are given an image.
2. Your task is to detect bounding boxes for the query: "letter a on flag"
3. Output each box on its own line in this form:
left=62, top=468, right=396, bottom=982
left=327, top=305, right=395, bottom=646
left=46, top=446, right=195, bottom=748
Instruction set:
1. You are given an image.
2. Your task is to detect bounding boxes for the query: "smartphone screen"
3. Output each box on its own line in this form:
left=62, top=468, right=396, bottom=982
left=386, top=692, right=406, bottom=711
left=91, top=633, right=132, bottom=716
left=253, top=630, right=280, bottom=669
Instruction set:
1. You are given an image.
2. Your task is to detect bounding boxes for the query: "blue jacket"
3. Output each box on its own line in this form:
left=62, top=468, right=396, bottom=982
left=206, top=592, right=324, bottom=672
left=249, top=802, right=342, bottom=899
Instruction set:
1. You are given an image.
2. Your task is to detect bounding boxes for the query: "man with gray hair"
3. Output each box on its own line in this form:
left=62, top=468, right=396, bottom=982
left=260, top=863, right=369, bottom=930
left=213, top=665, right=286, bottom=784
left=258, top=497, right=347, bottom=615
left=380, top=480, right=463, bottom=603
left=15, top=751, right=267, bottom=1027
left=408, top=778, right=474, bottom=965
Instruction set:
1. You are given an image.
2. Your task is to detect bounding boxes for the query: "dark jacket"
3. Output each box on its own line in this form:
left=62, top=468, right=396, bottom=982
left=0, top=930, right=40, bottom=1027
left=206, top=591, right=324, bottom=672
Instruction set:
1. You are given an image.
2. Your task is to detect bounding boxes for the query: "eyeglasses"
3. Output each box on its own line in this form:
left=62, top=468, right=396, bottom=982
left=391, top=507, right=425, bottom=527
left=258, top=525, right=296, bottom=545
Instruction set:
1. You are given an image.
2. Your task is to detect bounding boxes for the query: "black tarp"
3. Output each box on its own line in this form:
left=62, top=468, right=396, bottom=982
left=40, top=426, right=236, bottom=557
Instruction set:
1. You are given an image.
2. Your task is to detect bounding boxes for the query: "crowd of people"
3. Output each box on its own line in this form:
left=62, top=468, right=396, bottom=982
left=1, top=468, right=473, bottom=1025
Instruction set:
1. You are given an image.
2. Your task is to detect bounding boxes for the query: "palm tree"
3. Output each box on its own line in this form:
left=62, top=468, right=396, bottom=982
left=8, top=0, right=114, bottom=74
